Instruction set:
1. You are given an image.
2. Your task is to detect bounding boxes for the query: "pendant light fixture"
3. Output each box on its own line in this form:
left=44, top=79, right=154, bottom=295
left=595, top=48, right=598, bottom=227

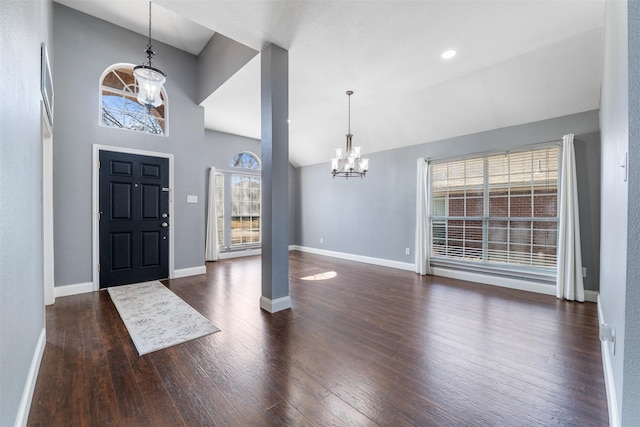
left=133, top=1, right=166, bottom=109
left=331, top=90, right=369, bottom=178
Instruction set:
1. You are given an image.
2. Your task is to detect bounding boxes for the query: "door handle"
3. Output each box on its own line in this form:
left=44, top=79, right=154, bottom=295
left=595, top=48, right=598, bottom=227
left=161, top=222, right=169, bottom=228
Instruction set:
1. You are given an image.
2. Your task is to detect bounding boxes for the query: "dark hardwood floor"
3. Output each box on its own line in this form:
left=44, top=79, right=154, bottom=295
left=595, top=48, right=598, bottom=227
left=28, top=251, right=609, bottom=426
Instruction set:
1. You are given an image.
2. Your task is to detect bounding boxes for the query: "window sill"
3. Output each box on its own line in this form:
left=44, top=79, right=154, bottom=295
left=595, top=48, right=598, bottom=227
left=430, top=258, right=556, bottom=284
left=430, top=264, right=556, bottom=297
left=219, top=247, right=261, bottom=260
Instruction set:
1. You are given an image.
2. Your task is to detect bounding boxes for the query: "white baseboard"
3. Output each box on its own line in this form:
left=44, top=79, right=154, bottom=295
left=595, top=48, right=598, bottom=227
left=173, top=266, right=206, bottom=278
left=14, top=328, right=46, bottom=427
left=584, top=290, right=598, bottom=303
left=260, top=296, right=292, bottom=313
left=55, top=282, right=94, bottom=298
left=55, top=268, right=207, bottom=297
left=292, top=245, right=414, bottom=271
left=292, top=246, right=598, bottom=303
left=598, top=295, right=620, bottom=427
left=53, top=265, right=207, bottom=298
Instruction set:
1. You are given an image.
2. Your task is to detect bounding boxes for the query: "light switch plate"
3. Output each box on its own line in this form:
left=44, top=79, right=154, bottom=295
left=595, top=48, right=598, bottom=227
left=187, top=195, right=198, bottom=204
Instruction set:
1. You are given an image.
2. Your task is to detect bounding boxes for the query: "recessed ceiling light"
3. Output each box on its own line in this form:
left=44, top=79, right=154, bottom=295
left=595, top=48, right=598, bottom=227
left=441, top=50, right=457, bottom=59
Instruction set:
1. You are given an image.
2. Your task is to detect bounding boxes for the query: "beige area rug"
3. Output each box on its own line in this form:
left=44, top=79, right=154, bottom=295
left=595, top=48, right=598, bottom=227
left=108, top=281, right=220, bottom=355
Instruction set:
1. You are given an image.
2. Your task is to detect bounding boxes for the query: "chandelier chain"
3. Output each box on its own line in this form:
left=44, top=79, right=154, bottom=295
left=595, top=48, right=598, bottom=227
left=330, top=90, right=369, bottom=178
left=348, top=92, right=351, bottom=134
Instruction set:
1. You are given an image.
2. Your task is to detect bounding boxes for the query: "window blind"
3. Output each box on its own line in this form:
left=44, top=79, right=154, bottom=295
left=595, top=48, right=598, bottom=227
left=430, top=146, right=559, bottom=272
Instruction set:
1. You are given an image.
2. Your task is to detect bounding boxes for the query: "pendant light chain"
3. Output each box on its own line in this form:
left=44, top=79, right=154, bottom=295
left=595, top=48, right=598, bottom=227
left=147, top=1, right=153, bottom=51
left=144, top=1, right=155, bottom=66
left=133, top=0, right=166, bottom=109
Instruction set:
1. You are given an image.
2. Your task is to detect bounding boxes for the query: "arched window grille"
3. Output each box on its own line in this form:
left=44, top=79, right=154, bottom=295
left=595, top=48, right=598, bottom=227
left=231, top=151, right=261, bottom=170
left=100, top=64, right=167, bottom=135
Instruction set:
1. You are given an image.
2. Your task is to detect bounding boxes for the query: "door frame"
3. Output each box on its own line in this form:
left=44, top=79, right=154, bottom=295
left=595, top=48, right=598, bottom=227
left=42, top=101, right=55, bottom=306
left=92, top=144, right=175, bottom=291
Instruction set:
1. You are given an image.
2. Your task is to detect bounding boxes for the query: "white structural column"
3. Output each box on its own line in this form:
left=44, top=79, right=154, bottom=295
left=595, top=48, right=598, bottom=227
left=260, top=44, right=291, bottom=313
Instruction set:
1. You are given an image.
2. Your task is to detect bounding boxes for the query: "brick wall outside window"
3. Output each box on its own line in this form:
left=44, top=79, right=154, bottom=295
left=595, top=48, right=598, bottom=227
left=430, top=146, right=559, bottom=269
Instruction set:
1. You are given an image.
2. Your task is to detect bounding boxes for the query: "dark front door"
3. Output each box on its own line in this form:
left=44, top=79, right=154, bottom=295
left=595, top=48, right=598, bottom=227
left=99, top=150, right=169, bottom=288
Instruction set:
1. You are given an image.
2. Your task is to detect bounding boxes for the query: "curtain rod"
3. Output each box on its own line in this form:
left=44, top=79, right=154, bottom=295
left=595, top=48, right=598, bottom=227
left=423, top=137, right=563, bottom=163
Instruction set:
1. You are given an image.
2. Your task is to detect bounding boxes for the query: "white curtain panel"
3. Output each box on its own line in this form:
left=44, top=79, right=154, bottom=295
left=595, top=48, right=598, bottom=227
left=415, top=158, right=431, bottom=275
left=556, top=134, right=585, bottom=301
left=205, top=167, right=219, bottom=262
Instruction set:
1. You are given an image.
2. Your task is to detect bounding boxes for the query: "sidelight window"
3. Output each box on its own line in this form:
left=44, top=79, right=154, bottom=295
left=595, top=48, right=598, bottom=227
left=230, top=174, right=261, bottom=246
left=215, top=152, right=261, bottom=252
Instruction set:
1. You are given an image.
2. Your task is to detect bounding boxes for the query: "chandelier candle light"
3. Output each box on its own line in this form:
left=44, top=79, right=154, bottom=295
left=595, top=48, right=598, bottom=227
left=331, top=90, right=369, bottom=178
left=133, top=1, right=166, bottom=110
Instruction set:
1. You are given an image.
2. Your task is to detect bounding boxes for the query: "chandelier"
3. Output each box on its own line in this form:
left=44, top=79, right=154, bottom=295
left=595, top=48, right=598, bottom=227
left=331, top=90, right=369, bottom=178
left=133, top=1, right=167, bottom=109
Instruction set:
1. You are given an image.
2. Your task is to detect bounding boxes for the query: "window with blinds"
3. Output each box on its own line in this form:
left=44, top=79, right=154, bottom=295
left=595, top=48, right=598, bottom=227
left=430, top=146, right=559, bottom=272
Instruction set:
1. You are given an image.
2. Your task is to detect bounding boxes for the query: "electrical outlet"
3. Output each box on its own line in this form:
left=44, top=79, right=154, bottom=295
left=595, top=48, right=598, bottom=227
left=320, top=238, right=323, bottom=244
left=582, top=267, right=587, bottom=277
left=405, top=248, right=411, bottom=255
left=600, top=323, right=617, bottom=355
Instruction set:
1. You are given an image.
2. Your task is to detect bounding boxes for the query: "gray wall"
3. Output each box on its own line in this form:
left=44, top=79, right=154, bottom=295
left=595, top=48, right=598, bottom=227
left=203, top=129, right=297, bottom=246
left=601, top=0, right=640, bottom=423
left=623, top=0, right=640, bottom=423
left=296, top=110, right=601, bottom=291
left=204, top=129, right=261, bottom=170
left=53, top=4, right=205, bottom=286
left=197, top=33, right=258, bottom=104
left=600, top=0, right=640, bottom=422
left=600, top=0, right=632, bottom=422
left=0, top=0, right=52, bottom=424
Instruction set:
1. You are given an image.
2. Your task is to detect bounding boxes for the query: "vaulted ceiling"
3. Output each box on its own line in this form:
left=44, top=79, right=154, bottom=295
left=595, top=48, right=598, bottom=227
left=55, top=0, right=606, bottom=167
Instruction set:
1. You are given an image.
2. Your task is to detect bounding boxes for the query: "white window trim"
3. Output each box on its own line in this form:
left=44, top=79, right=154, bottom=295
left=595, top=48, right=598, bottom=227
left=428, top=143, right=561, bottom=278
left=214, top=172, right=225, bottom=248
left=229, top=172, right=262, bottom=248
left=215, top=160, right=263, bottom=252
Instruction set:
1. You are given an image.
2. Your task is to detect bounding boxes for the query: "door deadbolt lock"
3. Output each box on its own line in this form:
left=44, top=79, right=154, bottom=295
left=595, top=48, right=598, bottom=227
left=162, top=213, right=168, bottom=218
left=161, top=222, right=169, bottom=228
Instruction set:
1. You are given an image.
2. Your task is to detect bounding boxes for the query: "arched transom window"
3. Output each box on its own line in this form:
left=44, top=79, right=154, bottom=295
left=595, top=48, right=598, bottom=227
left=231, top=151, right=261, bottom=170
left=100, top=64, right=167, bottom=135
